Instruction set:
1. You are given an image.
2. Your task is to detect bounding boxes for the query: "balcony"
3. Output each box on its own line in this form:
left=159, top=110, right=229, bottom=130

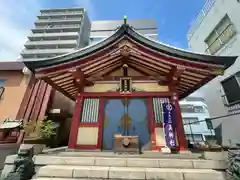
left=187, top=0, right=216, bottom=40
left=35, top=18, right=82, bottom=26
left=35, top=24, right=81, bottom=29
left=21, top=48, right=74, bottom=58
left=28, top=32, right=79, bottom=41
left=37, top=13, right=83, bottom=20
left=40, top=9, right=84, bottom=15
left=24, top=40, right=77, bottom=49
left=32, top=26, right=80, bottom=34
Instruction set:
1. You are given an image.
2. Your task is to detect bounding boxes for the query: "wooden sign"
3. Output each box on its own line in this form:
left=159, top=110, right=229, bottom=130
left=120, top=77, right=132, bottom=92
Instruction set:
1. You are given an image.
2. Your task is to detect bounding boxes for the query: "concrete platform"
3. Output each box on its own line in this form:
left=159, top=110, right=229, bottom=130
left=2, top=150, right=228, bottom=180
left=36, top=165, right=226, bottom=180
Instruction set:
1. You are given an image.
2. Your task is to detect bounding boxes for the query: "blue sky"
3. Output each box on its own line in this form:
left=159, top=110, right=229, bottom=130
left=48, top=0, right=206, bottom=49
left=0, top=0, right=206, bottom=60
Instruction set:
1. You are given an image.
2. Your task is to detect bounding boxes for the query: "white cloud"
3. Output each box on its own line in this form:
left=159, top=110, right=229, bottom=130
left=0, top=0, right=43, bottom=61
left=74, top=0, right=96, bottom=19
left=0, top=0, right=96, bottom=61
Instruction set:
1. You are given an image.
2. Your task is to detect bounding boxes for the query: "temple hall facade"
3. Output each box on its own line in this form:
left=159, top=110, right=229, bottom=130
left=23, top=22, right=237, bottom=152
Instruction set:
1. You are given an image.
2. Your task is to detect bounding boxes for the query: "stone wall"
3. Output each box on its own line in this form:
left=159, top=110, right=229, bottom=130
left=0, top=144, right=19, bottom=171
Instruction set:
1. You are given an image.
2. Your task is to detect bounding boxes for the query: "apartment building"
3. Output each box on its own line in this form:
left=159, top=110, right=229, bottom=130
left=89, top=19, right=158, bottom=45
left=21, top=8, right=91, bottom=61
left=187, top=0, right=240, bottom=146
left=180, top=97, right=213, bottom=144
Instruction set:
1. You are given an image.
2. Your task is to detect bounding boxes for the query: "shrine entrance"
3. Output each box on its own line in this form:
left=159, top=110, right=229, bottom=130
left=102, top=98, right=151, bottom=150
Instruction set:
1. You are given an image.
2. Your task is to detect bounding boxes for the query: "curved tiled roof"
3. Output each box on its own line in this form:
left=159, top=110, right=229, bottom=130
left=24, top=24, right=237, bottom=72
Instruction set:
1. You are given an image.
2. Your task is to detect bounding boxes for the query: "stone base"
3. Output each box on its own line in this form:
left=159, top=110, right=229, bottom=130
left=36, top=165, right=226, bottom=180
left=2, top=150, right=227, bottom=180
left=203, top=151, right=228, bottom=160
left=161, top=147, right=171, bottom=153
left=179, top=150, right=192, bottom=154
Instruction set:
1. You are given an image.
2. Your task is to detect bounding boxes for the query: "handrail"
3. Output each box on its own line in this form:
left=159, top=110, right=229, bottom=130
left=35, top=24, right=80, bottom=29
left=187, top=0, right=216, bottom=40
left=41, top=11, right=83, bottom=15
left=36, top=18, right=81, bottom=22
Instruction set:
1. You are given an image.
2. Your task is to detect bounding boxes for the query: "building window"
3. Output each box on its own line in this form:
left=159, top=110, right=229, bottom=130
left=221, top=72, right=240, bottom=105
left=183, top=117, right=199, bottom=124
left=181, top=105, right=205, bottom=113
left=205, top=14, right=236, bottom=54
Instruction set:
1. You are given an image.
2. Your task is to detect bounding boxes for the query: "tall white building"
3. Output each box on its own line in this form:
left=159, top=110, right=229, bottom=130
left=21, top=8, right=91, bottom=61
left=89, top=19, right=158, bottom=45
left=180, top=97, right=213, bottom=144
left=188, top=0, right=240, bottom=146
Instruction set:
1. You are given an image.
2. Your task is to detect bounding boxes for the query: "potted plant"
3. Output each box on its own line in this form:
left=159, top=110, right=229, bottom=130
left=40, top=118, right=57, bottom=148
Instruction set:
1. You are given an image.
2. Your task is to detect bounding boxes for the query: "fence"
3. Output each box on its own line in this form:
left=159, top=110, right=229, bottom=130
left=183, top=111, right=240, bottom=146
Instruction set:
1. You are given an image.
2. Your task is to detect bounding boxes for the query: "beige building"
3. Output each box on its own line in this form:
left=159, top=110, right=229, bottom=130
left=0, top=62, right=31, bottom=123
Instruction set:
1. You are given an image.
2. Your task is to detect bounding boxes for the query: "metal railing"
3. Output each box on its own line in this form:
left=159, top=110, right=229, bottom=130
left=36, top=18, right=81, bottom=23
left=187, top=0, right=216, bottom=40
left=41, top=11, right=83, bottom=15
left=35, top=24, right=81, bottom=29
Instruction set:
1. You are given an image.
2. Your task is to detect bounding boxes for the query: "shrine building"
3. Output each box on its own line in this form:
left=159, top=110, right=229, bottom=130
left=24, top=22, right=237, bottom=152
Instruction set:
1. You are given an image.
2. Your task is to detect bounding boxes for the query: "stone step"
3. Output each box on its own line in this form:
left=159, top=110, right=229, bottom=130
left=33, top=155, right=226, bottom=170
left=56, top=151, right=201, bottom=159
left=36, top=165, right=226, bottom=180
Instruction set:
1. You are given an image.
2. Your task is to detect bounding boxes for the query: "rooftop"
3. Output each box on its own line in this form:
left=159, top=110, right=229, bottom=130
left=23, top=23, right=237, bottom=100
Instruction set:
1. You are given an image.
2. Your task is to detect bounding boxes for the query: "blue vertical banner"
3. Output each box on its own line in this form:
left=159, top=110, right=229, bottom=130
left=163, top=103, right=177, bottom=147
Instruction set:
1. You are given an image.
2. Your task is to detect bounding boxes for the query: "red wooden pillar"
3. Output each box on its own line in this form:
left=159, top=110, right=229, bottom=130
left=97, top=98, right=105, bottom=149
left=68, top=95, right=83, bottom=148
left=171, top=92, right=187, bottom=151
left=148, top=98, right=157, bottom=151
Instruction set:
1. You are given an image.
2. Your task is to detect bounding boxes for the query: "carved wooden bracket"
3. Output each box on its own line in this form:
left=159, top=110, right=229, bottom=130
left=110, top=40, right=141, bottom=57
left=166, top=66, right=185, bottom=88
left=69, top=68, right=94, bottom=91
left=120, top=45, right=131, bottom=57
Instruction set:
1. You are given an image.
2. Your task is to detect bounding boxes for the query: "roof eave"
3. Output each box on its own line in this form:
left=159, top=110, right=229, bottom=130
left=23, top=24, right=238, bottom=72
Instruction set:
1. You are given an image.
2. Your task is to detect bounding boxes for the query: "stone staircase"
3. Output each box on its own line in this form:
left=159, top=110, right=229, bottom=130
left=32, top=151, right=227, bottom=180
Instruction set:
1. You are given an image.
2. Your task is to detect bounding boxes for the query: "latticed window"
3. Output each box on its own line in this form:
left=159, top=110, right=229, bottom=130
left=205, top=14, right=236, bottom=54
left=152, top=98, right=170, bottom=124
left=80, top=98, right=100, bottom=123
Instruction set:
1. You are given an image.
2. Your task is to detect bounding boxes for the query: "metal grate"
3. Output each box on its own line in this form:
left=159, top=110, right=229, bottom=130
left=152, top=98, right=169, bottom=124
left=80, top=98, right=100, bottom=123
